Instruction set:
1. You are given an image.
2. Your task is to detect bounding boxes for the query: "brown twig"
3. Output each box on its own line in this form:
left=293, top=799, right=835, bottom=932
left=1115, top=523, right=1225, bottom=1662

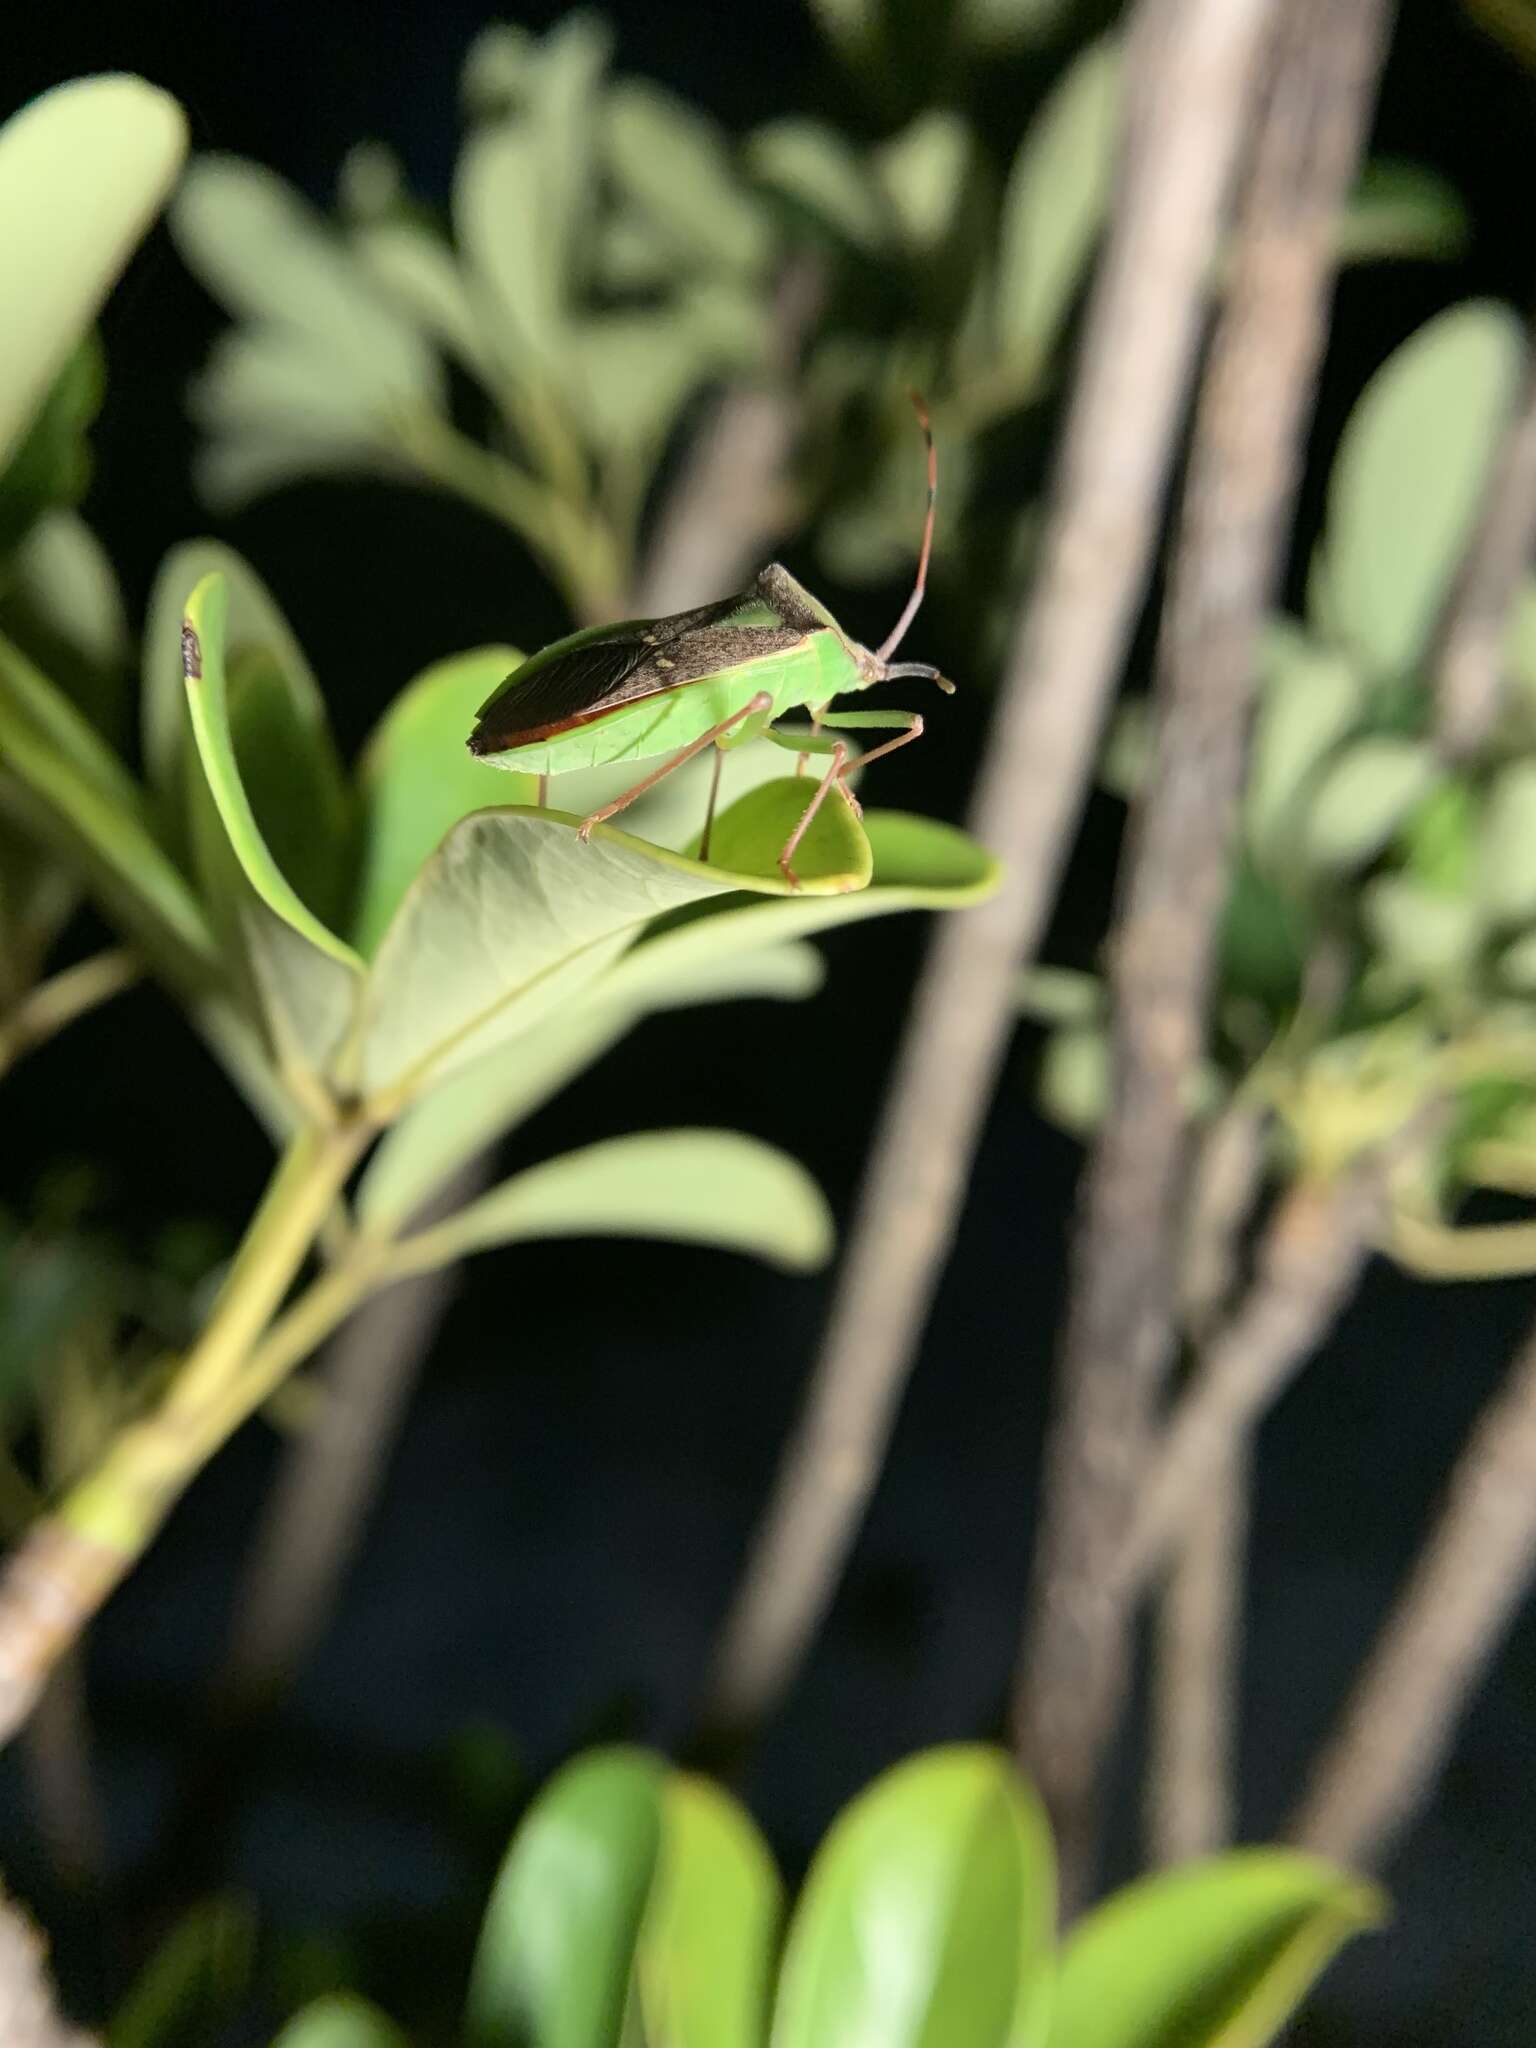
left=1014, top=0, right=1392, bottom=1900
left=1148, top=1100, right=1269, bottom=1864
left=1288, top=1305, right=1536, bottom=1865
left=0, top=1890, right=95, bottom=2048
left=1433, top=351, right=1536, bottom=760
left=1148, top=1440, right=1249, bottom=1863
left=695, top=0, right=1279, bottom=1758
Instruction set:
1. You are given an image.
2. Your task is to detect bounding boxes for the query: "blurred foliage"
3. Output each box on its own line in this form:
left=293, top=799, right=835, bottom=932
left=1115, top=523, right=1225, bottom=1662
left=1023, top=297, right=1536, bottom=1281
left=234, top=1743, right=1378, bottom=2048
left=171, top=13, right=1465, bottom=646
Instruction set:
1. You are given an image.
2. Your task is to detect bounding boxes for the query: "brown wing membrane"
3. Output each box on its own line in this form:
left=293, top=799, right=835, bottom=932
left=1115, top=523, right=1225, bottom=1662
left=468, top=585, right=801, bottom=755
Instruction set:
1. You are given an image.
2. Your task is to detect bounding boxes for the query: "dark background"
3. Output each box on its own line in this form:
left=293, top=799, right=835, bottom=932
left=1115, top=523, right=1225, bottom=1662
left=4, top=3, right=1536, bottom=2042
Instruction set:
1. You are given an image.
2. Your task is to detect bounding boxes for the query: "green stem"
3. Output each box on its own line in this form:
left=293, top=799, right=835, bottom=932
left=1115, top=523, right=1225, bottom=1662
left=0, top=947, right=141, bottom=1081
left=0, top=1116, right=371, bottom=1744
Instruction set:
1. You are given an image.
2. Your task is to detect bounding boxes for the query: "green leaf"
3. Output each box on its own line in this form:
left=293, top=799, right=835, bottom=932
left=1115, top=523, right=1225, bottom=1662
left=271, top=1996, right=408, bottom=2048
left=182, top=573, right=360, bottom=974
left=635, top=1773, right=782, bottom=2048
left=1037, top=1025, right=1108, bottom=1137
left=454, top=15, right=610, bottom=377
left=355, top=779, right=872, bottom=1103
left=399, top=1128, right=833, bottom=1274
left=746, top=121, right=894, bottom=256
left=1016, top=966, right=1102, bottom=1026
left=604, top=81, right=769, bottom=274
left=351, top=646, right=534, bottom=957
left=1497, top=927, right=1536, bottom=991
left=109, top=1896, right=256, bottom=2048
left=0, top=74, right=186, bottom=469
left=960, top=0, right=1077, bottom=49
left=1336, top=159, right=1469, bottom=267
left=171, top=157, right=439, bottom=410
left=351, top=220, right=496, bottom=383
left=875, top=113, right=974, bottom=255
left=771, top=1745, right=1056, bottom=2048
left=1478, top=759, right=1536, bottom=923
left=357, top=944, right=822, bottom=1233
left=1319, top=302, right=1525, bottom=677
left=1049, top=1850, right=1385, bottom=2048
left=1245, top=624, right=1363, bottom=866
left=1302, top=737, right=1438, bottom=870
left=0, top=630, right=214, bottom=981
left=6, top=508, right=129, bottom=682
left=996, top=38, right=1120, bottom=367
left=596, top=807, right=997, bottom=1017
left=1363, top=874, right=1482, bottom=992
left=467, top=1746, right=665, bottom=2048
left=0, top=332, right=104, bottom=558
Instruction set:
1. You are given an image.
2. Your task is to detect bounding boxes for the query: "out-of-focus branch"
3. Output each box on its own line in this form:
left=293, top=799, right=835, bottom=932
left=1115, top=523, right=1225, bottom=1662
left=0, top=1892, right=94, bottom=2048
left=1014, top=0, right=1392, bottom=1900
left=631, top=258, right=822, bottom=616
left=1148, top=1441, right=1249, bottom=1863
left=0, top=949, right=140, bottom=1082
left=1433, top=351, right=1536, bottom=759
left=1289, top=1306, right=1536, bottom=1866
left=1120, top=1166, right=1386, bottom=1593
left=1148, top=1100, right=1269, bottom=1864
left=695, top=0, right=1279, bottom=1760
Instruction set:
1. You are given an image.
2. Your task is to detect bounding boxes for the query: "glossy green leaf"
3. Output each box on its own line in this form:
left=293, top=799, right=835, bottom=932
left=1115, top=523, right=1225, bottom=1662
left=746, top=121, right=893, bottom=256
left=355, top=779, right=872, bottom=1103
left=0, top=75, right=186, bottom=469
left=400, top=1127, right=832, bottom=1275
left=1049, top=1850, right=1384, bottom=2048
left=635, top=1773, right=783, bottom=2048
left=1478, top=760, right=1536, bottom=922
left=1336, top=159, right=1469, bottom=266
left=604, top=80, right=768, bottom=273
left=357, top=945, right=822, bottom=1234
left=875, top=113, right=973, bottom=254
left=142, top=540, right=332, bottom=834
left=997, top=38, right=1120, bottom=366
left=1245, top=626, right=1362, bottom=866
left=271, top=1996, right=408, bottom=2048
left=171, top=157, right=439, bottom=409
left=771, top=1746, right=1055, bottom=2048
left=351, top=645, right=534, bottom=956
left=182, top=573, right=361, bottom=974
left=1320, top=303, right=1524, bottom=676
left=109, top=1896, right=256, bottom=2048
left=1302, top=737, right=1438, bottom=870
left=467, top=1746, right=665, bottom=2048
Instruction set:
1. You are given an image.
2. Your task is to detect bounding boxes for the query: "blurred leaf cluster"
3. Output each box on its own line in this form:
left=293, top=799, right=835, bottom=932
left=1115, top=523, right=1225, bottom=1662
left=1025, top=299, right=1536, bottom=1279
left=172, top=11, right=1466, bottom=666
left=143, top=1745, right=1374, bottom=2048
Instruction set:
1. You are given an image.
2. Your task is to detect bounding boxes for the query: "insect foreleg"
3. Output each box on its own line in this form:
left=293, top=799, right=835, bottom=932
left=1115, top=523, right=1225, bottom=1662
left=576, top=690, right=775, bottom=844
left=814, top=708, right=926, bottom=819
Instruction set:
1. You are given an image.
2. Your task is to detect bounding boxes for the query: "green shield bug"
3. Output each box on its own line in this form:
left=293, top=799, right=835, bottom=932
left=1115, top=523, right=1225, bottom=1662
left=467, top=396, right=954, bottom=887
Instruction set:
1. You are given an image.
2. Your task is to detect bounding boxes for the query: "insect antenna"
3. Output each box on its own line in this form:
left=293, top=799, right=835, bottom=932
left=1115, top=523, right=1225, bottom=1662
left=883, top=660, right=955, bottom=695
left=876, top=390, right=937, bottom=663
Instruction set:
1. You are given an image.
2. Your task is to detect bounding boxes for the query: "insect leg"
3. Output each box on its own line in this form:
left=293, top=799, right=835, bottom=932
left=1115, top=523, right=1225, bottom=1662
left=797, top=703, right=826, bottom=778
left=577, top=691, right=775, bottom=844
left=537, top=773, right=549, bottom=809
left=778, top=741, right=848, bottom=891
left=815, top=708, right=925, bottom=820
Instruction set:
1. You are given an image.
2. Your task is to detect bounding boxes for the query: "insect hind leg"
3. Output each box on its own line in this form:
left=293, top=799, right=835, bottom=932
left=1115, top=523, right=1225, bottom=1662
left=577, top=691, right=774, bottom=845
